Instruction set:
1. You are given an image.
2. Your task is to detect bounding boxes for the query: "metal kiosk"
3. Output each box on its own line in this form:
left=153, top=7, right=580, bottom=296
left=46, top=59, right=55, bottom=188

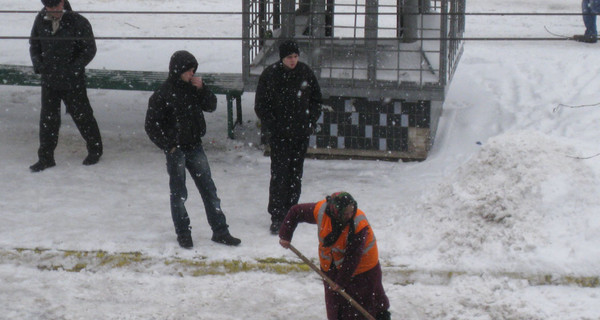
left=243, top=0, right=465, bottom=160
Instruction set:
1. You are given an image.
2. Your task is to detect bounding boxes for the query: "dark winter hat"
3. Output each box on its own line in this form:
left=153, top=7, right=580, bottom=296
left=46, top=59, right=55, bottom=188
left=41, top=0, right=62, bottom=7
left=279, top=40, right=300, bottom=59
left=168, top=50, right=198, bottom=79
left=326, top=192, right=357, bottom=220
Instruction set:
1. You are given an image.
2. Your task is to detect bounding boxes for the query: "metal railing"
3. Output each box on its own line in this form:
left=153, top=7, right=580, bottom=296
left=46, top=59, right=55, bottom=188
left=242, top=0, right=465, bottom=100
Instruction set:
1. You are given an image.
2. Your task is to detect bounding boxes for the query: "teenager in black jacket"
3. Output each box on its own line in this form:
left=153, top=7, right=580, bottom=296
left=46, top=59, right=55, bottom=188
left=254, top=40, right=322, bottom=234
left=145, top=50, right=241, bottom=249
left=29, top=0, right=103, bottom=172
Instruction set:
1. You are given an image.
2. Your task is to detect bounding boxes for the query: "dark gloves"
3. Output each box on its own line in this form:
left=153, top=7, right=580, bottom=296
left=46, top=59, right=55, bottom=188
left=305, top=126, right=314, bottom=136
left=305, top=123, right=317, bottom=136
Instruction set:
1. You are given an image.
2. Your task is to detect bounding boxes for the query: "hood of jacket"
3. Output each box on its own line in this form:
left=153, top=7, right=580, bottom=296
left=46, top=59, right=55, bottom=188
left=168, top=50, right=198, bottom=81
left=63, top=0, right=72, bottom=11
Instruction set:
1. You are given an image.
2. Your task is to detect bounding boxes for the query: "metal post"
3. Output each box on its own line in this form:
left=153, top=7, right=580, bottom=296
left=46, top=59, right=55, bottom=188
left=274, top=0, right=281, bottom=30
left=365, top=0, right=379, bottom=85
left=439, top=0, right=448, bottom=86
left=309, top=0, right=326, bottom=75
left=397, top=0, right=403, bottom=38
left=242, top=0, right=250, bottom=84
left=311, top=0, right=326, bottom=38
left=227, top=94, right=234, bottom=139
left=403, top=0, right=418, bottom=43
left=420, top=0, right=431, bottom=13
left=259, top=0, right=266, bottom=48
left=281, top=0, right=296, bottom=38
left=325, top=0, right=334, bottom=37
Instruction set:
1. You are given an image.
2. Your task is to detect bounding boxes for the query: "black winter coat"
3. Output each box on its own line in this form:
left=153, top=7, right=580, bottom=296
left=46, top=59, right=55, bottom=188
left=145, top=51, right=217, bottom=152
left=254, top=61, right=322, bottom=139
left=29, top=2, right=96, bottom=90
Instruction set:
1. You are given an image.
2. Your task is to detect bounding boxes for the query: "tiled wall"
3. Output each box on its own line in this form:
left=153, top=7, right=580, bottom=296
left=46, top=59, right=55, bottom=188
left=310, top=97, right=431, bottom=152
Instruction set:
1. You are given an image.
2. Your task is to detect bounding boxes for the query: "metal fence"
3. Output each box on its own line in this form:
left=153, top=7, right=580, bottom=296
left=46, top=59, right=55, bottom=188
left=242, top=0, right=465, bottom=101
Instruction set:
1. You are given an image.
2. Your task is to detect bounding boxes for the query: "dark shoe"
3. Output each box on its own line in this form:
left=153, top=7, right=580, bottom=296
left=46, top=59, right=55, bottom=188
left=211, top=233, right=241, bottom=246
left=29, top=160, right=56, bottom=172
left=83, top=153, right=101, bottom=166
left=573, top=34, right=597, bottom=43
left=270, top=220, right=282, bottom=235
left=177, top=232, right=194, bottom=249
left=376, top=310, right=391, bottom=320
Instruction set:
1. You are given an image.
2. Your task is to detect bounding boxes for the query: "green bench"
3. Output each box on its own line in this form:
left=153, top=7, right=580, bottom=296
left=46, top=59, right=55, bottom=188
left=0, top=64, right=244, bottom=139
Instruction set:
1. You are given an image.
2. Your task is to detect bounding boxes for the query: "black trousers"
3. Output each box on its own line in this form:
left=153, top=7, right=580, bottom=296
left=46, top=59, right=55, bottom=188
left=37, top=86, right=103, bottom=161
left=268, top=135, right=309, bottom=222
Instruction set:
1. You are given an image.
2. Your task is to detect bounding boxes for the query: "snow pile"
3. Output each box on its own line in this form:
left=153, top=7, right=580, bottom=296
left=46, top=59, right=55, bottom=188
left=420, top=131, right=600, bottom=273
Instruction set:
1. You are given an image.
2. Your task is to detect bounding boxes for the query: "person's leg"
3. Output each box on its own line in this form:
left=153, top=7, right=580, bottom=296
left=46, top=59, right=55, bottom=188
left=166, top=150, right=192, bottom=238
left=583, top=0, right=598, bottom=37
left=344, top=264, right=390, bottom=319
left=185, top=146, right=228, bottom=235
left=185, top=145, right=241, bottom=245
left=63, top=87, right=103, bottom=164
left=323, top=281, right=340, bottom=320
left=287, top=136, right=310, bottom=209
left=591, top=0, right=600, bottom=36
left=31, top=87, right=61, bottom=171
left=268, top=138, right=293, bottom=226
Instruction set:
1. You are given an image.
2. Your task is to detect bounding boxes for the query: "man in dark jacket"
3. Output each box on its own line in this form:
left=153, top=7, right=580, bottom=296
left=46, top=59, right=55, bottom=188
left=254, top=40, right=322, bottom=234
left=145, top=50, right=241, bottom=249
left=29, top=0, right=103, bottom=172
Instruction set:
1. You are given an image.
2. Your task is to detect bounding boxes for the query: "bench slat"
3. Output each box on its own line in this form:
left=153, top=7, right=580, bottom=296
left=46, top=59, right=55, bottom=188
left=0, top=64, right=243, bottom=95
left=0, top=64, right=244, bottom=139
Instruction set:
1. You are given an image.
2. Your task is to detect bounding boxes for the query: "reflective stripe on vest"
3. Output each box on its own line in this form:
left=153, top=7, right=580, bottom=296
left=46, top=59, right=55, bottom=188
left=313, top=199, right=379, bottom=276
left=315, top=200, right=333, bottom=268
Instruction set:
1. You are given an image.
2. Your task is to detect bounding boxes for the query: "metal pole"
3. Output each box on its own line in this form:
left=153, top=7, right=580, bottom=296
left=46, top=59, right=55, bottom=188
left=403, top=0, right=418, bottom=43
left=365, top=0, right=379, bottom=86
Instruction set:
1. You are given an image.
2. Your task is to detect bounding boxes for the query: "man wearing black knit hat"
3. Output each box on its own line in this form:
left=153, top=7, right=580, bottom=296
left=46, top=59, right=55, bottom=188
left=29, top=0, right=103, bottom=172
left=254, top=40, right=323, bottom=234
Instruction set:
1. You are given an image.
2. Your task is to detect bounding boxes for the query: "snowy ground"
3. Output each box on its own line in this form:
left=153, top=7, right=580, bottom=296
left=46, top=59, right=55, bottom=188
left=1, top=0, right=600, bottom=319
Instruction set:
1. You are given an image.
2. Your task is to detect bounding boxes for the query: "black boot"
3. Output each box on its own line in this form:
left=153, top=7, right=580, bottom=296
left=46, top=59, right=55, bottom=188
left=376, top=311, right=391, bottom=320
left=83, top=152, right=102, bottom=165
left=177, top=231, right=194, bottom=249
left=30, top=159, right=56, bottom=172
left=211, top=233, right=241, bottom=246
left=270, top=220, right=282, bottom=235
left=573, top=34, right=598, bottom=43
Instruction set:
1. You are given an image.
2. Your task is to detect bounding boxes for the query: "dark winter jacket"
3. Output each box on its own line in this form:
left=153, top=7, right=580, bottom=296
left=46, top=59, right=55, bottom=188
left=145, top=50, right=217, bottom=152
left=254, top=61, right=322, bottom=139
left=29, top=1, right=96, bottom=90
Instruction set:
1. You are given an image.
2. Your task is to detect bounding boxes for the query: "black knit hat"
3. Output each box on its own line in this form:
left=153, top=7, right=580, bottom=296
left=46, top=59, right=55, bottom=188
left=279, top=40, right=300, bottom=59
left=42, top=0, right=62, bottom=7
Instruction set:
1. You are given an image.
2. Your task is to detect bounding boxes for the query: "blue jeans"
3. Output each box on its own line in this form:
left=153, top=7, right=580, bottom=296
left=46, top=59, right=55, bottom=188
left=166, top=145, right=229, bottom=236
left=582, top=0, right=600, bottom=37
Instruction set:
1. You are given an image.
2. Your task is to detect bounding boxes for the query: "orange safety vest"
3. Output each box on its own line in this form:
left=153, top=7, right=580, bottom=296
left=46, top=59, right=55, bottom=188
left=313, top=199, right=379, bottom=276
